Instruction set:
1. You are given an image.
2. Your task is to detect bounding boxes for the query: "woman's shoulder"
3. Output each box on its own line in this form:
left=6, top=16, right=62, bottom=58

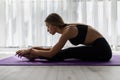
left=67, top=23, right=89, bottom=26
left=63, top=24, right=78, bottom=39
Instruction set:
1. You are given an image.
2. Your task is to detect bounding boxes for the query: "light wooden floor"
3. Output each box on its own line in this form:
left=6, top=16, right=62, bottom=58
left=0, top=54, right=120, bottom=80
left=0, top=66, right=120, bottom=80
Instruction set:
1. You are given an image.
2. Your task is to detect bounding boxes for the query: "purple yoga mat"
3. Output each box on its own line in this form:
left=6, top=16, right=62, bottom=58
left=0, top=55, right=119, bottom=66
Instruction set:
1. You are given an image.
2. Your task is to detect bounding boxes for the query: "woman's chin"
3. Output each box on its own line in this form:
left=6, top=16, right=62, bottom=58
left=51, top=32, right=55, bottom=35
left=51, top=33, right=55, bottom=35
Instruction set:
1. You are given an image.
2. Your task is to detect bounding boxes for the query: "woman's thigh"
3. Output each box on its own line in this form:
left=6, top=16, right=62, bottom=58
left=50, top=46, right=109, bottom=61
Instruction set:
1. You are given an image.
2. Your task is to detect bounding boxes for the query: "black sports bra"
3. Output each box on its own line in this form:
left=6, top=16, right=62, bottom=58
left=69, top=24, right=88, bottom=45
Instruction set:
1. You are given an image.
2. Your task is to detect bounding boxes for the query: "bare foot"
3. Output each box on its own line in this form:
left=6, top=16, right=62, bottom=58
left=23, top=53, right=39, bottom=61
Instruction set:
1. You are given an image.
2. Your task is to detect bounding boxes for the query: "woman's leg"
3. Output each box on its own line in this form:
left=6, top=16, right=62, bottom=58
left=49, top=45, right=111, bottom=62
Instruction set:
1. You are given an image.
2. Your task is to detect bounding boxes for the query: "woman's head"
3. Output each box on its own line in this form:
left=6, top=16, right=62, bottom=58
left=45, top=13, right=66, bottom=35
left=45, top=13, right=65, bottom=29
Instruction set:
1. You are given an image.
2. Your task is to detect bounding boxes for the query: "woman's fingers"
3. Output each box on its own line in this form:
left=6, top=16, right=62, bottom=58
left=16, top=49, right=33, bottom=59
left=16, top=49, right=29, bottom=58
left=16, top=50, right=24, bottom=57
left=16, top=50, right=21, bottom=54
left=16, top=50, right=21, bottom=56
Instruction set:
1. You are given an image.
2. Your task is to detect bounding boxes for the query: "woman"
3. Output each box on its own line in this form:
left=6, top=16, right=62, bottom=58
left=16, top=13, right=112, bottom=61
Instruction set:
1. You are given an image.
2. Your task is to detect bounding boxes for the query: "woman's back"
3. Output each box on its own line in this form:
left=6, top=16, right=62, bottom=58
left=66, top=23, right=103, bottom=45
left=85, top=25, right=103, bottom=45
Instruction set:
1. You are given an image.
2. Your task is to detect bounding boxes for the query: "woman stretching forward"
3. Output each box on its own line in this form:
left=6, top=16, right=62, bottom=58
left=16, top=13, right=112, bottom=61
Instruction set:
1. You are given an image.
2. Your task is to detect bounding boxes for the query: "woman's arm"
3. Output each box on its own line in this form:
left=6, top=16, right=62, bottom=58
left=31, top=46, right=51, bottom=50
left=16, top=27, right=72, bottom=58
left=30, top=27, right=72, bottom=58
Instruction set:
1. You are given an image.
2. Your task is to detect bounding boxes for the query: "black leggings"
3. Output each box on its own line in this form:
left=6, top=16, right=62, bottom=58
left=47, top=38, right=112, bottom=62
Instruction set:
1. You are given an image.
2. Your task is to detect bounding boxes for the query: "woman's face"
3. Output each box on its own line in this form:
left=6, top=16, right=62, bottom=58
left=45, top=22, right=56, bottom=35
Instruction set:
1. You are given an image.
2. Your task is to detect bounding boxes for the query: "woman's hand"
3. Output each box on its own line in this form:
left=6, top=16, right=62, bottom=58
left=16, top=49, right=31, bottom=58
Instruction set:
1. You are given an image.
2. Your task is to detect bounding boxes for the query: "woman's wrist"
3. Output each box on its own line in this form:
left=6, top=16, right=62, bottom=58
left=27, top=48, right=32, bottom=54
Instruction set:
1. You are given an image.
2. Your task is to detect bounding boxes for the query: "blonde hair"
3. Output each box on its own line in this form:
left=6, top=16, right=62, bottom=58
left=45, top=13, right=66, bottom=28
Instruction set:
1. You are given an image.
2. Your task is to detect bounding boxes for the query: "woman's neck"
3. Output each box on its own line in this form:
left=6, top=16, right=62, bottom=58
left=56, top=27, right=66, bottom=34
